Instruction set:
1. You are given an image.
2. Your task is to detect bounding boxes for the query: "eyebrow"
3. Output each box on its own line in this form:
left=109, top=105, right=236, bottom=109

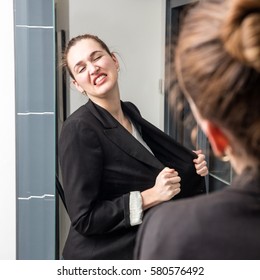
left=73, top=50, right=103, bottom=71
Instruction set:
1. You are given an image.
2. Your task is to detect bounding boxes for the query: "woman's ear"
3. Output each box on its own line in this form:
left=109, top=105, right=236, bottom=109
left=188, top=99, right=230, bottom=158
left=72, top=80, right=84, bottom=94
left=111, top=53, right=119, bottom=70
left=204, top=121, right=230, bottom=157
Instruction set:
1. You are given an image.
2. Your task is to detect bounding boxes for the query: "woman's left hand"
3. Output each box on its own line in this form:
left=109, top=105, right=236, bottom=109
left=193, top=150, right=208, bottom=176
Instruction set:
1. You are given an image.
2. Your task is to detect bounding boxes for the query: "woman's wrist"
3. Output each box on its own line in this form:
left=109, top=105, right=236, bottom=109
left=141, top=188, right=160, bottom=211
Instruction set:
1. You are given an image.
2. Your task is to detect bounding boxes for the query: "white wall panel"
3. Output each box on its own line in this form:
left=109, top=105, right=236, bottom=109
left=0, top=0, right=16, bottom=260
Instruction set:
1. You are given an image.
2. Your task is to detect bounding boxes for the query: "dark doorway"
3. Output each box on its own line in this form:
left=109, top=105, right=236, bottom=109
left=164, top=0, right=233, bottom=192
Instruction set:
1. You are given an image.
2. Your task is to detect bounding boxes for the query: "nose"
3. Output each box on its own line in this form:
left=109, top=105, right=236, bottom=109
left=88, top=63, right=99, bottom=75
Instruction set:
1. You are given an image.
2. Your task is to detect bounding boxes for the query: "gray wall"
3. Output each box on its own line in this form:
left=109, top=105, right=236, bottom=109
left=14, top=0, right=56, bottom=259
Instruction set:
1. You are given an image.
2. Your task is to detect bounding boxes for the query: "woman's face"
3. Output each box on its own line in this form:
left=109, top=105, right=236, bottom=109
left=67, top=38, right=119, bottom=99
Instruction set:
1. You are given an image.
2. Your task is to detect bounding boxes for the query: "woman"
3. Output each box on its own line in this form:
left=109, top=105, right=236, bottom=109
left=135, top=0, right=260, bottom=259
left=59, top=34, right=208, bottom=259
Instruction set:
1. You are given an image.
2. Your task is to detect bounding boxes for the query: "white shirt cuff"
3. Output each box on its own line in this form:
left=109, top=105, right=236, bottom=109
left=129, top=191, right=143, bottom=226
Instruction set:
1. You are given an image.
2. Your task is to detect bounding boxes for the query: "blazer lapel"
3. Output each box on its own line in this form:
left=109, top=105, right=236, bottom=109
left=122, top=101, right=197, bottom=161
left=86, top=100, right=164, bottom=170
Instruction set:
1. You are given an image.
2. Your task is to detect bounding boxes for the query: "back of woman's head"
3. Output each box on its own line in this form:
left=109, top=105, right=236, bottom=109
left=175, top=0, right=260, bottom=162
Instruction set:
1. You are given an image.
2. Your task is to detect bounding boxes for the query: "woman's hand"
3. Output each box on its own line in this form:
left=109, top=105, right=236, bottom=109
left=193, top=150, right=208, bottom=176
left=153, top=167, right=181, bottom=200
left=141, top=167, right=181, bottom=210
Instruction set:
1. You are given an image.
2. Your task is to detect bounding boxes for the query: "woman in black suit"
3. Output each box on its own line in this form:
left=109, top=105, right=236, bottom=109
left=135, top=0, right=260, bottom=259
left=59, top=34, right=208, bottom=259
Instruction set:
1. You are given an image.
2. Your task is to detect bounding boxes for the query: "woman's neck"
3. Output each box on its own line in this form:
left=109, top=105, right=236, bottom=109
left=89, top=90, right=132, bottom=133
left=92, top=95, right=122, bottom=118
left=89, top=83, right=121, bottom=113
left=102, top=99, right=132, bottom=133
left=228, top=148, right=257, bottom=175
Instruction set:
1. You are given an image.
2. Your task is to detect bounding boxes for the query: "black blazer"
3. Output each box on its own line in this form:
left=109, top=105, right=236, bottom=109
left=135, top=169, right=260, bottom=260
left=59, top=99, right=205, bottom=260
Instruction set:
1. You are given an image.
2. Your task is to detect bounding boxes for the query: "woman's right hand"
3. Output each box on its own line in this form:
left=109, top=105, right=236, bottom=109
left=141, top=167, right=181, bottom=210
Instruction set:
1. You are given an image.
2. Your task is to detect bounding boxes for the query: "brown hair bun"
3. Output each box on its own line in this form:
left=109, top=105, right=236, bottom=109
left=221, top=0, right=260, bottom=72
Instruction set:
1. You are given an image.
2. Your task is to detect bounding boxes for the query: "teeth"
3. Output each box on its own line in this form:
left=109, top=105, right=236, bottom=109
left=95, top=75, right=106, bottom=85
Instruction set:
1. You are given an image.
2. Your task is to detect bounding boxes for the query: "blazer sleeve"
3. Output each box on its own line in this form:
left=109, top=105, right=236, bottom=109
left=59, top=118, right=132, bottom=236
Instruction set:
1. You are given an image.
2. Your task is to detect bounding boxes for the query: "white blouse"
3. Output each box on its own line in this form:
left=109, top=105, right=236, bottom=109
left=129, top=121, right=154, bottom=226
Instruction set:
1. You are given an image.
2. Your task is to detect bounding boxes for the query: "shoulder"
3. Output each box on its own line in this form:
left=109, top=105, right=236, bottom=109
left=136, top=173, right=260, bottom=259
left=62, top=102, right=99, bottom=132
left=65, top=102, right=92, bottom=123
left=135, top=190, right=231, bottom=259
left=144, top=187, right=243, bottom=229
left=59, top=103, right=102, bottom=148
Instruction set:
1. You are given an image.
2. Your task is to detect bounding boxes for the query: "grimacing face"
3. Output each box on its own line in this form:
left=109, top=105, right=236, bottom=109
left=68, top=38, right=119, bottom=99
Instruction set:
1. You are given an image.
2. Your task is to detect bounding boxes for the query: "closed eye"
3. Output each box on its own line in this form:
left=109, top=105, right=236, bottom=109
left=93, top=55, right=102, bottom=61
left=78, top=66, right=86, bottom=73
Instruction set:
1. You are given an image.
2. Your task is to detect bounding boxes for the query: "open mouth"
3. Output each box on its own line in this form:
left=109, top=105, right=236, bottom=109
left=94, top=74, right=107, bottom=85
